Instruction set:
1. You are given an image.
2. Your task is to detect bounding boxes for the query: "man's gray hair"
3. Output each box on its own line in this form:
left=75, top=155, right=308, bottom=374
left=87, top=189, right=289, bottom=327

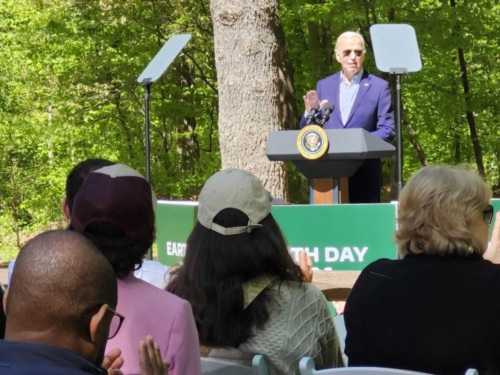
left=334, top=31, right=366, bottom=52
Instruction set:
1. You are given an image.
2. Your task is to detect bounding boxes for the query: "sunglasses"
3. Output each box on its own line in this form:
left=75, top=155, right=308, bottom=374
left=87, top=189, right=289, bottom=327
left=483, top=204, right=494, bottom=224
left=341, top=49, right=364, bottom=58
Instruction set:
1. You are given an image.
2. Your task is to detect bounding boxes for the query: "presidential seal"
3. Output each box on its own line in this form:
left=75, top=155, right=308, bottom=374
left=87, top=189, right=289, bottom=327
left=297, top=125, right=329, bottom=160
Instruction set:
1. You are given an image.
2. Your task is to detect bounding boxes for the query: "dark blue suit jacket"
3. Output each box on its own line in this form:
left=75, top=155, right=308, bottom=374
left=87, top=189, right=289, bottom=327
left=0, top=339, right=106, bottom=374
left=301, top=71, right=395, bottom=203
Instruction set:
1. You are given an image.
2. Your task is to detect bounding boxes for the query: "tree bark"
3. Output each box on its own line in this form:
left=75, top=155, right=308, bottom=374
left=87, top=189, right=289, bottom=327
left=456, top=46, right=486, bottom=177
left=450, top=0, right=486, bottom=178
left=306, top=0, right=333, bottom=79
left=403, top=112, right=429, bottom=167
left=210, top=0, right=297, bottom=200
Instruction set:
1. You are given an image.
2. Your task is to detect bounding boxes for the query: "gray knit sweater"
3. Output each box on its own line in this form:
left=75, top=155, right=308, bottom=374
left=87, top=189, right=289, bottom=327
left=207, top=280, right=344, bottom=374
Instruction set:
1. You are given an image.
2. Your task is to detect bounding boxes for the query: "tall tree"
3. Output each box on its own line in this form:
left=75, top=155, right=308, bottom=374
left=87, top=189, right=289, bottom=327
left=210, top=0, right=297, bottom=199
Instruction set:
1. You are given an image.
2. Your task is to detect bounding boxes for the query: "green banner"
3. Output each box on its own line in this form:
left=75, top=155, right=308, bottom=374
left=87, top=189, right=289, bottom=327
left=156, top=201, right=197, bottom=267
left=157, top=199, right=500, bottom=270
left=271, top=203, right=398, bottom=270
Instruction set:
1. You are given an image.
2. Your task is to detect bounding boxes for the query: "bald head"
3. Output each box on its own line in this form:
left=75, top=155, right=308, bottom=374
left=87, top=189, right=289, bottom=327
left=5, top=230, right=117, bottom=338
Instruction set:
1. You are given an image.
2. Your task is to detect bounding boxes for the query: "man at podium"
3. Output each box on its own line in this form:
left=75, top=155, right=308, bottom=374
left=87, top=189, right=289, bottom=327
left=300, top=31, right=395, bottom=203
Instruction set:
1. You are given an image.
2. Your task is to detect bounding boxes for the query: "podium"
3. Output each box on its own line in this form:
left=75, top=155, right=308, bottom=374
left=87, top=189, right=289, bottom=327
left=266, top=128, right=395, bottom=204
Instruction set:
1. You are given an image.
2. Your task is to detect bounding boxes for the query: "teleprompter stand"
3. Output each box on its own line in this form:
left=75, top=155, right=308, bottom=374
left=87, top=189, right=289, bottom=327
left=137, top=33, right=191, bottom=259
left=370, top=24, right=422, bottom=199
left=137, top=34, right=191, bottom=183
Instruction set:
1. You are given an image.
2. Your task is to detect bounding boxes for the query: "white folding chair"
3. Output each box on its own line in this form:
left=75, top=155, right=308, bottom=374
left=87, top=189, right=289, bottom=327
left=299, top=357, right=479, bottom=375
left=333, top=314, right=348, bottom=365
left=300, top=357, right=431, bottom=375
left=201, top=354, right=269, bottom=375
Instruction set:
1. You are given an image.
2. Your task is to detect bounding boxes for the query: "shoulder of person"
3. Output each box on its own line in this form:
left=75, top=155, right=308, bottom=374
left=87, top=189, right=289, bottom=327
left=318, top=72, right=341, bottom=85
left=358, top=257, right=396, bottom=275
left=477, top=256, right=500, bottom=271
left=277, top=279, right=328, bottom=302
left=363, top=71, right=389, bottom=85
left=120, top=275, right=190, bottom=306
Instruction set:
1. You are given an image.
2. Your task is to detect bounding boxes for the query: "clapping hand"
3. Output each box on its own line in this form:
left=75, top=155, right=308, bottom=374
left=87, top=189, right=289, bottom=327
left=139, top=335, right=168, bottom=375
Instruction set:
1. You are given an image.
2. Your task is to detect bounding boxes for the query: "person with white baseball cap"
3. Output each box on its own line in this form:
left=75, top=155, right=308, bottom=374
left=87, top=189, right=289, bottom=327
left=167, top=168, right=344, bottom=374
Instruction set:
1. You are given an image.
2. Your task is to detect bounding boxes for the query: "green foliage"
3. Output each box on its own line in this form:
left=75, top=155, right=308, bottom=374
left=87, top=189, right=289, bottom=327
left=279, top=0, right=500, bottom=194
left=1, top=0, right=499, bottom=259
left=0, top=0, right=219, bottom=256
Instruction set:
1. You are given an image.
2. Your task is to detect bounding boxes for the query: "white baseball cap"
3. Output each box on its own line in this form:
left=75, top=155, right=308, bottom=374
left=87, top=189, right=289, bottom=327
left=197, top=169, right=272, bottom=235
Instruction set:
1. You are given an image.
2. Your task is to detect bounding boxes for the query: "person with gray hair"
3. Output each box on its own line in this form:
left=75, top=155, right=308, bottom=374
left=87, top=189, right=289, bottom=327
left=344, top=165, right=499, bottom=373
left=300, top=30, right=395, bottom=203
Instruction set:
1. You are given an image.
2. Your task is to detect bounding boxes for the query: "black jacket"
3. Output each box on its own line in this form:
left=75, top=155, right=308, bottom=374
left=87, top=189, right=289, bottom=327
left=344, top=253, right=500, bottom=375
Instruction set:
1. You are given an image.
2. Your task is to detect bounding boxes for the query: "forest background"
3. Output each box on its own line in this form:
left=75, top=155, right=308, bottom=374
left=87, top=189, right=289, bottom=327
left=1, top=0, right=499, bottom=260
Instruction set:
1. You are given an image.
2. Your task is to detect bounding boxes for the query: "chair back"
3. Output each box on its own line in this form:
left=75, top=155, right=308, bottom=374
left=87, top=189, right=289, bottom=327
left=333, top=314, right=347, bottom=365
left=299, top=357, right=449, bottom=375
left=201, top=354, right=269, bottom=375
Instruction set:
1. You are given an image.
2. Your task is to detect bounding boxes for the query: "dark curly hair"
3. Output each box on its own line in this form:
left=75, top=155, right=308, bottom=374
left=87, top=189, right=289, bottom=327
left=65, top=159, right=114, bottom=212
left=167, top=208, right=303, bottom=347
left=82, top=221, right=153, bottom=279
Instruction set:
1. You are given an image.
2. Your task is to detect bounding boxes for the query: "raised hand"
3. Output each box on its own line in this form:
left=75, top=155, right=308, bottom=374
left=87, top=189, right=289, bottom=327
left=302, top=90, right=328, bottom=113
left=299, top=249, right=313, bottom=283
left=484, top=212, right=500, bottom=263
left=139, top=335, right=168, bottom=375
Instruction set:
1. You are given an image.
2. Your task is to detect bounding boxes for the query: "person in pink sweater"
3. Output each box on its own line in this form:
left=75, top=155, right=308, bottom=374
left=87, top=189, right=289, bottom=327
left=70, top=163, right=200, bottom=375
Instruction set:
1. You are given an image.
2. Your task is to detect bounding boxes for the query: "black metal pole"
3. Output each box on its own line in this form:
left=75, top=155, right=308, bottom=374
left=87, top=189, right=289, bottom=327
left=144, top=83, right=152, bottom=183
left=143, top=82, right=153, bottom=260
left=395, top=74, right=403, bottom=199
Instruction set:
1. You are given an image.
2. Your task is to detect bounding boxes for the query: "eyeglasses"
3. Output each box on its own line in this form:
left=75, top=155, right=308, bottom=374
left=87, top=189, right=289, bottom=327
left=483, top=204, right=494, bottom=224
left=107, top=306, right=125, bottom=339
left=341, top=49, right=364, bottom=58
left=82, top=305, right=125, bottom=339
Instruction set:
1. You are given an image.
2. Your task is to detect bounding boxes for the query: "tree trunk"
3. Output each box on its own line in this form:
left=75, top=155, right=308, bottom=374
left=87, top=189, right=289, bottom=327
left=306, top=0, right=333, bottom=79
left=456, top=46, right=486, bottom=177
left=210, top=0, right=297, bottom=200
left=450, top=0, right=486, bottom=178
left=403, top=112, right=429, bottom=167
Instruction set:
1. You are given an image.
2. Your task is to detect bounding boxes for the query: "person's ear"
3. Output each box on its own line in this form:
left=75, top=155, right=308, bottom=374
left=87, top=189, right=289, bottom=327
left=62, top=197, right=70, bottom=220
left=89, top=304, right=108, bottom=343
left=335, top=51, right=342, bottom=64
left=3, top=289, right=8, bottom=316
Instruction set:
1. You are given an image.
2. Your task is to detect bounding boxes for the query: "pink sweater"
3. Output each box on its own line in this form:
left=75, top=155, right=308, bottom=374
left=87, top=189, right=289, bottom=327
left=106, top=274, right=200, bottom=375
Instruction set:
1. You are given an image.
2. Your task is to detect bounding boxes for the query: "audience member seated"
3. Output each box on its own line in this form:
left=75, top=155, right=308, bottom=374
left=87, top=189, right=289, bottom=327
left=167, top=169, right=344, bottom=375
left=63, top=158, right=116, bottom=220
left=0, top=230, right=166, bottom=375
left=6, top=158, right=115, bottom=285
left=70, top=164, right=200, bottom=375
left=344, top=165, right=500, bottom=374
left=65, top=158, right=169, bottom=289
left=1, top=230, right=117, bottom=374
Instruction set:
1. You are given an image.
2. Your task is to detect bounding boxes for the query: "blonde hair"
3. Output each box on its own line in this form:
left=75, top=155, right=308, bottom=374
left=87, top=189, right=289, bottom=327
left=395, top=165, right=491, bottom=257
